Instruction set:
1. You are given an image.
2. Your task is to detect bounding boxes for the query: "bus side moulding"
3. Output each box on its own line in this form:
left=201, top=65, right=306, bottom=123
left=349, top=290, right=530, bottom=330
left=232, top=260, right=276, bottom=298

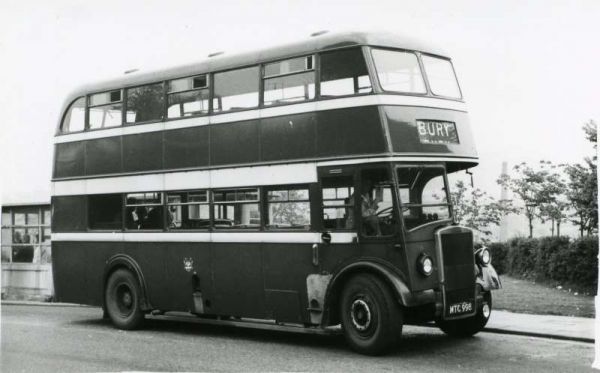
left=477, top=264, right=502, bottom=291
left=103, top=254, right=152, bottom=311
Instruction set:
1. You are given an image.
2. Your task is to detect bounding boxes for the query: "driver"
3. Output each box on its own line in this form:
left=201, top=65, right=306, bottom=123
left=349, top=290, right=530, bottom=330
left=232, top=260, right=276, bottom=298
left=361, top=183, right=382, bottom=236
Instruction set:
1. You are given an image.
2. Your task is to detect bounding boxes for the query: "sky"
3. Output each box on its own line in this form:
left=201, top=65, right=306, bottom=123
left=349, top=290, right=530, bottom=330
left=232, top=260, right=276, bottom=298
left=1, top=0, right=599, bottom=235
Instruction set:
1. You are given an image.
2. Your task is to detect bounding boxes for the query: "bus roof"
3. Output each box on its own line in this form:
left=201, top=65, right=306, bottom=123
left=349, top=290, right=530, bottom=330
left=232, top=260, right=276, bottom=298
left=61, top=31, right=449, bottom=108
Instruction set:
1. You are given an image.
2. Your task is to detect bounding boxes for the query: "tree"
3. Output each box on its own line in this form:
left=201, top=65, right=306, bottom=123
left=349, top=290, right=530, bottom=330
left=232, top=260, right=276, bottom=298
left=565, top=120, right=598, bottom=237
left=536, top=161, right=569, bottom=236
left=497, top=161, right=565, bottom=238
left=450, top=180, right=517, bottom=242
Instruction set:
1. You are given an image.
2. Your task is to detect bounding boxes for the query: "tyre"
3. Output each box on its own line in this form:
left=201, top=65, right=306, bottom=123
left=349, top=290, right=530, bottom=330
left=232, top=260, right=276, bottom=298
left=105, top=268, right=145, bottom=330
left=436, top=291, right=492, bottom=337
left=340, top=274, right=403, bottom=355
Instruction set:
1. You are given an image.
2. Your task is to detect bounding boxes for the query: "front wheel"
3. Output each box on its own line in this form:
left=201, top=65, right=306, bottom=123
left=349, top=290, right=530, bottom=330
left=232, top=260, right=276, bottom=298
left=105, top=268, right=145, bottom=330
left=436, top=291, right=492, bottom=337
left=340, top=274, right=403, bottom=355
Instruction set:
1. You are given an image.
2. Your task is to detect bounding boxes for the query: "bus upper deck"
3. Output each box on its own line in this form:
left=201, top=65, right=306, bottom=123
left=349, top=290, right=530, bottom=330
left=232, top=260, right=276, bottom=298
left=53, top=31, right=477, bottom=183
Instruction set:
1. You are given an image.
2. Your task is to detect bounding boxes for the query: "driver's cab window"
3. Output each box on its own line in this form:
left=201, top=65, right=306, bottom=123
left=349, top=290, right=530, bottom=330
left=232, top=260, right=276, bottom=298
left=360, top=168, right=395, bottom=237
left=397, top=166, right=450, bottom=230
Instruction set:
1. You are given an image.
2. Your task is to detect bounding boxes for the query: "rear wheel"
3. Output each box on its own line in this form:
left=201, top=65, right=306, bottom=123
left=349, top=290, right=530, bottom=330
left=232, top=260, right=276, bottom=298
left=436, top=291, right=492, bottom=337
left=340, top=274, right=403, bottom=355
left=105, top=268, right=145, bottom=330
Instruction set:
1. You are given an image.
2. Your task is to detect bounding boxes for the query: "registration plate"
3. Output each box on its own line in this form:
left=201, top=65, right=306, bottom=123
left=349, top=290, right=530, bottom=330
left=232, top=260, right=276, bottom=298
left=447, top=301, right=474, bottom=316
left=417, top=120, right=459, bottom=144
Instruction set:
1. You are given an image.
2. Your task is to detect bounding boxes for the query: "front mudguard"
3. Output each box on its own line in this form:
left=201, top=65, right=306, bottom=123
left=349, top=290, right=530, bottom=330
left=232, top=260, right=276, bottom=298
left=476, top=263, right=501, bottom=291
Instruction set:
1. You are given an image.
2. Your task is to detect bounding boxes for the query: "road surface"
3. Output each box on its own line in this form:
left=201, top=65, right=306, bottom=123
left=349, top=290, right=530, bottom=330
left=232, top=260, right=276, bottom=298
left=1, top=304, right=595, bottom=372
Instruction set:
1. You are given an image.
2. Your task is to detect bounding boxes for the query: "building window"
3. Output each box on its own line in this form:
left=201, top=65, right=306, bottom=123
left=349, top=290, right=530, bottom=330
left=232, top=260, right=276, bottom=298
left=266, top=187, right=310, bottom=229
left=320, top=48, right=372, bottom=97
left=60, top=97, right=86, bottom=133
left=213, top=66, right=259, bottom=112
left=321, top=176, right=355, bottom=230
left=167, top=191, right=210, bottom=229
left=1, top=206, right=51, bottom=264
left=88, top=90, right=123, bottom=129
left=126, top=83, right=165, bottom=124
left=88, top=194, right=123, bottom=230
left=167, top=75, right=210, bottom=118
left=263, top=56, right=315, bottom=106
left=213, top=188, right=260, bottom=228
left=125, top=192, right=163, bottom=230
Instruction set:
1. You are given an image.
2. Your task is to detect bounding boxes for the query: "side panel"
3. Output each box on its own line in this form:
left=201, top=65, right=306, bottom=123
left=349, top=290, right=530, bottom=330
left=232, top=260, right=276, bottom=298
left=86, top=137, right=122, bottom=175
left=52, top=106, right=389, bottom=179
left=210, top=242, right=266, bottom=318
left=163, top=126, right=210, bottom=169
left=54, top=142, right=85, bottom=178
left=262, top=242, right=316, bottom=323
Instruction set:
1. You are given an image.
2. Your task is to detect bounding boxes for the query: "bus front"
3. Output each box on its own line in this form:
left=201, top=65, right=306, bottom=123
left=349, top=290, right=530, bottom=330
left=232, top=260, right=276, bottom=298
left=334, top=43, right=501, bottom=351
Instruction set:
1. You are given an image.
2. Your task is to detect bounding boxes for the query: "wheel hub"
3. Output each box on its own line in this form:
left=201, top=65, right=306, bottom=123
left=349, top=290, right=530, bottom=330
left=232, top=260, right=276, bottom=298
left=350, top=299, right=372, bottom=331
left=482, top=302, right=491, bottom=318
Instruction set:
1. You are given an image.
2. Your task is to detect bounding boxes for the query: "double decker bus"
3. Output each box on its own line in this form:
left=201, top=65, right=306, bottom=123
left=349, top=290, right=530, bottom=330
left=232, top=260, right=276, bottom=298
left=51, top=31, right=500, bottom=355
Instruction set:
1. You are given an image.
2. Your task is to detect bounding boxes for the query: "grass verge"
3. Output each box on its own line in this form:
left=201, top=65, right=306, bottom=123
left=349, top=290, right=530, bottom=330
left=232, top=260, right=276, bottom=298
left=493, top=275, right=594, bottom=318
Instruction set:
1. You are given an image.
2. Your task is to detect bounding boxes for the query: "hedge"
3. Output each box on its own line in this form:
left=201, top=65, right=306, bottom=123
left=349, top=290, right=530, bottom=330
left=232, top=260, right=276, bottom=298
left=487, top=236, right=598, bottom=293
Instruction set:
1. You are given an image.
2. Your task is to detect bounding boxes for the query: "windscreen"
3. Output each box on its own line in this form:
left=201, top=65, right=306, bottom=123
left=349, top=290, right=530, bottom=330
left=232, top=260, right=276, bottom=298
left=397, top=166, right=451, bottom=230
left=421, top=55, right=462, bottom=98
left=371, top=48, right=426, bottom=94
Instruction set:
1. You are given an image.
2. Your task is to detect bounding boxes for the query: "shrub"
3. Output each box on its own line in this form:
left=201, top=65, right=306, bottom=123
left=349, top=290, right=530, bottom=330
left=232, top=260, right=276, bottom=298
left=507, top=237, right=538, bottom=277
left=491, top=235, right=598, bottom=294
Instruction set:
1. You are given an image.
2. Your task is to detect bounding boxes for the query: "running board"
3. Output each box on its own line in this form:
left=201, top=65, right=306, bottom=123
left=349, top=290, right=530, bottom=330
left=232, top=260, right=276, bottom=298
left=146, top=312, right=342, bottom=335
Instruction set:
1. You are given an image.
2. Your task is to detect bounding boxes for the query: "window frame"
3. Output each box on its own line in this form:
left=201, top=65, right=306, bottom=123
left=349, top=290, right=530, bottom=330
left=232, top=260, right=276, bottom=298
left=261, top=55, right=317, bottom=108
left=212, top=187, right=262, bottom=230
left=395, top=164, right=453, bottom=232
left=318, top=46, right=374, bottom=101
left=263, top=184, right=312, bottom=231
left=166, top=190, right=211, bottom=231
left=369, top=47, right=429, bottom=97
left=166, top=74, right=211, bottom=120
left=211, top=65, right=261, bottom=114
left=1, top=206, right=51, bottom=265
left=124, top=192, right=165, bottom=231
left=420, top=52, right=463, bottom=100
left=86, top=89, right=124, bottom=131
left=124, top=82, right=167, bottom=126
left=87, top=194, right=124, bottom=232
left=59, top=97, right=87, bottom=135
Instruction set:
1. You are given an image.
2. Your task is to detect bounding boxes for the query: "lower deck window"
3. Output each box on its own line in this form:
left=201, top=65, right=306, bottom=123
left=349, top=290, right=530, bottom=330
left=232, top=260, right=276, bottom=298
left=125, top=192, right=163, bottom=230
left=89, top=194, right=123, bottom=230
left=167, top=191, right=210, bottom=229
left=266, top=188, right=310, bottom=229
left=213, top=188, right=260, bottom=228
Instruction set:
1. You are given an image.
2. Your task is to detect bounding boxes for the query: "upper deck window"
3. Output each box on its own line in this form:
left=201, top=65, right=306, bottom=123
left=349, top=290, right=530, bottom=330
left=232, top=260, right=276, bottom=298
left=371, top=49, right=426, bottom=94
left=263, top=56, right=315, bottom=106
left=61, top=97, right=86, bottom=133
left=126, top=83, right=165, bottom=124
left=167, top=75, right=209, bottom=118
left=89, top=90, right=123, bottom=129
left=320, top=48, right=372, bottom=97
left=422, top=55, right=462, bottom=99
left=213, top=66, right=259, bottom=112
